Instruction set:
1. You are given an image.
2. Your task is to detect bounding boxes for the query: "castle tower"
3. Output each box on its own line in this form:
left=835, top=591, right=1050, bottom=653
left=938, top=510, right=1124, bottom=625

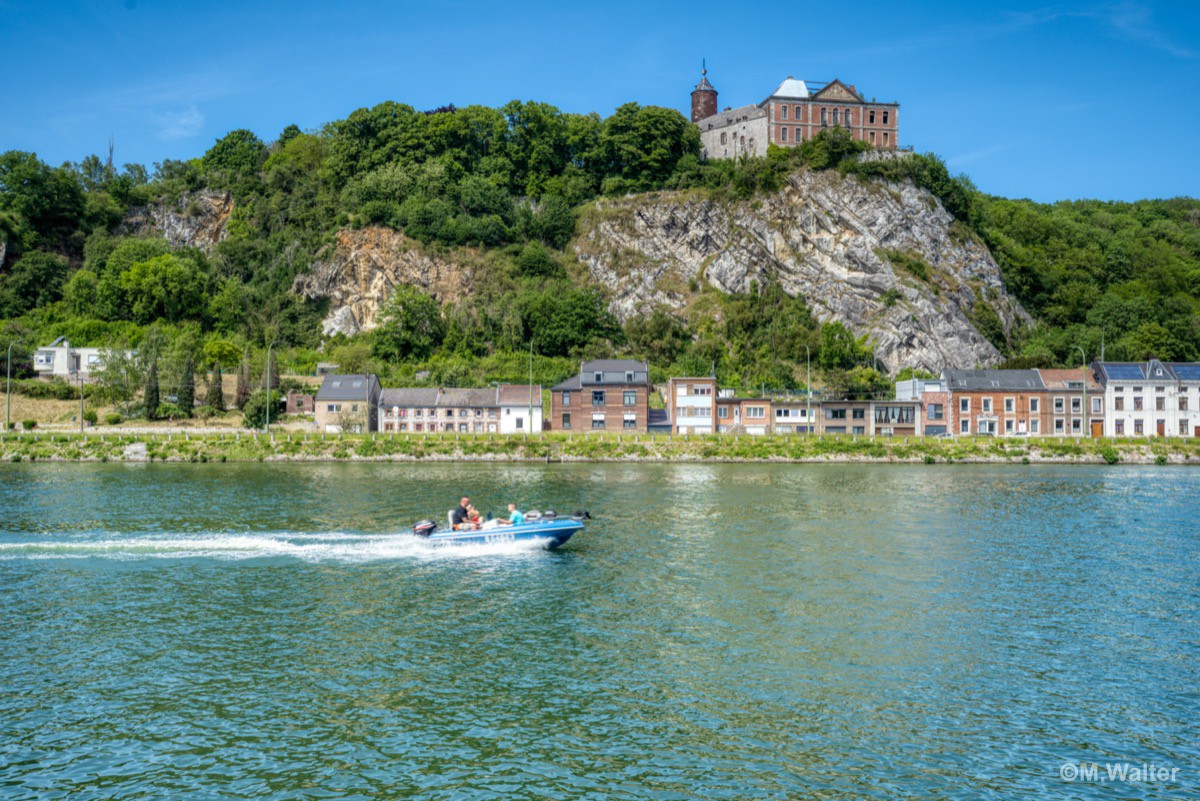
left=691, top=61, right=717, bottom=123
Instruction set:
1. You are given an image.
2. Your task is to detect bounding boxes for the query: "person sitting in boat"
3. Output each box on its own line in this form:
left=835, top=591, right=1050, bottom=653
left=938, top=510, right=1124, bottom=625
left=466, top=504, right=484, bottom=527
left=499, top=502, right=525, bottom=526
left=450, top=497, right=472, bottom=530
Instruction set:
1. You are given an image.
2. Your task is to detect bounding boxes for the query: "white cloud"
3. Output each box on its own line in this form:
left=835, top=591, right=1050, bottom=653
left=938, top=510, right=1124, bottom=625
left=152, top=105, right=204, bottom=140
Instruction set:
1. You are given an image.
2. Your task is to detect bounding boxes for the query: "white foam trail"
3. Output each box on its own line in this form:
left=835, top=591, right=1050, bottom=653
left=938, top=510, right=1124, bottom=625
left=0, top=531, right=554, bottom=563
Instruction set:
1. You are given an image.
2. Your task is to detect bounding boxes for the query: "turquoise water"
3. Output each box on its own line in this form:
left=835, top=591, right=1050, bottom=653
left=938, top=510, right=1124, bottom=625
left=0, top=463, right=1196, bottom=799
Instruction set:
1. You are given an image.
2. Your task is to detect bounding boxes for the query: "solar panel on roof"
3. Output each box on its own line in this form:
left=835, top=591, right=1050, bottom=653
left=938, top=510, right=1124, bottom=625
left=1105, top=364, right=1144, bottom=380
left=1173, top=364, right=1200, bottom=380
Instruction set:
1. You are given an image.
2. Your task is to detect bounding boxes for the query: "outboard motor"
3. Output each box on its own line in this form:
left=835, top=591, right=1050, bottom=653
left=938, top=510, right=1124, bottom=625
left=542, top=509, right=556, bottom=520
left=412, top=519, right=437, bottom=537
left=571, top=509, right=592, bottom=520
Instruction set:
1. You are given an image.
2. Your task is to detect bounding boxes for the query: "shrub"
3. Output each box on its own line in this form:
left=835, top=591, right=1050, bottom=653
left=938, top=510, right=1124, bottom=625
left=22, top=419, right=37, bottom=431
left=83, top=410, right=98, bottom=425
left=156, top=402, right=184, bottom=421
left=194, top=405, right=220, bottom=420
left=1155, top=454, right=1168, bottom=466
left=104, top=412, right=123, bottom=425
left=1099, top=445, right=1120, bottom=465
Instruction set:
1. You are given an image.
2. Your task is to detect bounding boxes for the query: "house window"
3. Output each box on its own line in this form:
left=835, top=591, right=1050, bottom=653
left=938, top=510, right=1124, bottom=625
left=795, top=105, right=803, bottom=119
left=1092, top=397, right=1102, bottom=413
left=747, top=407, right=765, bottom=419
left=1156, top=397, right=1165, bottom=411
left=562, top=413, right=571, bottom=430
left=828, top=409, right=847, bottom=419
left=852, top=408, right=865, bottom=419
left=625, top=371, right=634, bottom=383
left=623, top=391, right=637, bottom=406
left=1115, top=397, right=1124, bottom=411
left=1181, top=420, right=1188, bottom=435
left=459, top=423, right=468, bottom=432
left=34, top=352, right=54, bottom=367
left=869, top=110, right=876, bottom=124
left=982, top=398, right=993, bottom=413
left=594, top=372, right=603, bottom=383
left=591, top=414, right=605, bottom=429
left=1071, top=398, right=1082, bottom=414
left=1134, top=397, right=1143, bottom=410
left=960, top=419, right=969, bottom=434
left=562, top=392, right=571, bottom=405
left=1054, top=397, right=1065, bottom=413
left=1006, top=419, right=1014, bottom=433
left=1134, top=419, right=1144, bottom=435
left=795, top=127, right=802, bottom=142
left=1115, top=420, right=1124, bottom=435
left=1181, top=397, right=1189, bottom=411
left=1004, top=397, right=1015, bottom=413
left=928, top=404, right=944, bottom=420
left=592, top=391, right=605, bottom=406
left=883, top=111, right=889, bottom=124
left=718, top=406, right=730, bottom=419
left=1030, top=397, right=1040, bottom=413
left=960, top=398, right=970, bottom=413
left=623, top=413, right=637, bottom=429
left=869, top=131, right=876, bottom=145
left=515, top=417, right=524, bottom=430
left=883, top=132, right=889, bottom=145
left=1031, top=419, right=1040, bottom=434
left=780, top=105, right=788, bottom=120
left=1072, top=419, right=1082, bottom=434
left=1055, top=418, right=1064, bottom=433
left=780, top=127, right=788, bottom=143
left=326, top=404, right=338, bottom=413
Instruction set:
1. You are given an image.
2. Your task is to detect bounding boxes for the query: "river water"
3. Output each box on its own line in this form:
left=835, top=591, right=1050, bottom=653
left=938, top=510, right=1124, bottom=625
left=0, top=463, right=1196, bottom=799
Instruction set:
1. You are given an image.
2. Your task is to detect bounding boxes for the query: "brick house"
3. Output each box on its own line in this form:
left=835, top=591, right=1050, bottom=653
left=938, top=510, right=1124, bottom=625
left=1035, top=368, right=1103, bottom=437
left=896, top=378, right=949, bottom=436
left=944, top=370, right=1045, bottom=436
left=820, top=400, right=872, bottom=435
left=693, top=67, right=899, bottom=159
left=770, top=394, right=818, bottom=434
left=549, top=360, right=651, bottom=432
left=286, top=390, right=315, bottom=416
left=315, top=374, right=381, bottom=433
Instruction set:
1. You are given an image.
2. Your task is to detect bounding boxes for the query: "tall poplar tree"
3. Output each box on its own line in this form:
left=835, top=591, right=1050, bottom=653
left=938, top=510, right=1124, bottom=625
left=206, top=365, right=224, bottom=411
left=235, top=353, right=250, bottom=410
left=144, top=360, right=160, bottom=420
left=177, top=354, right=195, bottom=416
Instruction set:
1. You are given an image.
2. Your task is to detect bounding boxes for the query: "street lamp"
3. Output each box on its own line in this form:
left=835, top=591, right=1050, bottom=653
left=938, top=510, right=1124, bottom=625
left=6, top=337, right=21, bottom=433
left=804, top=344, right=811, bottom=436
left=528, top=338, right=535, bottom=436
left=1075, top=345, right=1088, bottom=439
left=264, top=340, right=278, bottom=433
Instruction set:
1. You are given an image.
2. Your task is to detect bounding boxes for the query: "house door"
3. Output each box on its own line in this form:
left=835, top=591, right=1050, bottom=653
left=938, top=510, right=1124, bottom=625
left=1157, top=421, right=1166, bottom=436
left=1195, top=425, right=1200, bottom=438
left=1091, top=421, right=1103, bottom=438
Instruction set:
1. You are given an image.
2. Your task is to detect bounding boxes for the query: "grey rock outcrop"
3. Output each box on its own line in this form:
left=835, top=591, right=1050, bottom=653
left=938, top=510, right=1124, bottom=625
left=574, top=170, right=1027, bottom=373
left=121, top=189, right=232, bottom=253
left=293, top=227, right=475, bottom=337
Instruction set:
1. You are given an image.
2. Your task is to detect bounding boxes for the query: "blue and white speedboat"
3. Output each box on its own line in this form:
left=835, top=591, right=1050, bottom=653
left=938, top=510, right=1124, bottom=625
left=411, top=511, right=588, bottom=549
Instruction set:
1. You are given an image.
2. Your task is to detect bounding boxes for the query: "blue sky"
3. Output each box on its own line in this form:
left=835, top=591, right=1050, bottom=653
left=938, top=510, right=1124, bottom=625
left=1, top=0, right=1197, bottom=202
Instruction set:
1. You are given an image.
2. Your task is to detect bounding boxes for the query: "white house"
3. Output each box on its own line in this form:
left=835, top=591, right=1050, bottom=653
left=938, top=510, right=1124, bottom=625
left=497, top=384, right=542, bottom=434
left=1094, top=360, right=1200, bottom=438
left=33, top=337, right=131, bottom=381
left=666, top=376, right=717, bottom=434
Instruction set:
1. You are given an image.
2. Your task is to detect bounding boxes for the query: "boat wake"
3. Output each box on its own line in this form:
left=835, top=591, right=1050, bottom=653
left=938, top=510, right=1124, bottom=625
left=0, top=531, right=556, bottom=564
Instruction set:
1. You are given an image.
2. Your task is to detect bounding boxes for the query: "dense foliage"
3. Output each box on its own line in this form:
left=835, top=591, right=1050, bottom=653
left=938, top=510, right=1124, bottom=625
left=2, top=96, right=1199, bottom=417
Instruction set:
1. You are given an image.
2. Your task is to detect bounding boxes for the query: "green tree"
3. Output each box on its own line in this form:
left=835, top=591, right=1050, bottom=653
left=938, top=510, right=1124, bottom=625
left=819, top=321, right=872, bottom=369
left=372, top=285, right=445, bottom=361
left=235, top=353, right=251, bottom=409
left=202, top=129, right=267, bottom=178
left=177, top=354, right=195, bottom=416
left=596, top=104, right=700, bottom=192
left=2, top=251, right=69, bottom=313
left=143, top=359, right=160, bottom=419
left=93, top=343, right=143, bottom=416
left=241, top=389, right=284, bottom=429
left=206, top=365, right=225, bottom=411
left=119, top=253, right=207, bottom=324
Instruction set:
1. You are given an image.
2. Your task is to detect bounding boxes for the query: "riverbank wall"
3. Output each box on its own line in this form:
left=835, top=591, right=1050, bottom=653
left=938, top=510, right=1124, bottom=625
left=2, top=431, right=1199, bottom=465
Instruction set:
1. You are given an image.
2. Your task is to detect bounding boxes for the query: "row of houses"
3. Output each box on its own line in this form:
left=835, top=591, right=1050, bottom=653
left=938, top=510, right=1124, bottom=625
left=314, top=358, right=1200, bottom=438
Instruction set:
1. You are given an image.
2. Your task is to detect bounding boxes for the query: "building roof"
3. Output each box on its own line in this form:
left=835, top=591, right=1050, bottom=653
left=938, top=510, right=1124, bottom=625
left=699, top=103, right=766, bottom=129
left=693, top=73, right=715, bottom=93
left=1036, top=368, right=1100, bottom=391
left=551, top=375, right=582, bottom=392
left=768, top=77, right=810, bottom=99
left=497, top=384, right=541, bottom=405
left=379, top=388, right=441, bottom=407
left=581, top=359, right=648, bottom=372
left=1093, top=360, right=1177, bottom=383
left=943, top=369, right=1045, bottom=392
left=1165, top=362, right=1200, bottom=382
left=316, top=374, right=379, bottom=401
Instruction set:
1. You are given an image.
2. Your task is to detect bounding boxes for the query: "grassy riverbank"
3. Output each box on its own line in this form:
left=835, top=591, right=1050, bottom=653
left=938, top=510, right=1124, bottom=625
left=2, top=431, right=1199, bottom=465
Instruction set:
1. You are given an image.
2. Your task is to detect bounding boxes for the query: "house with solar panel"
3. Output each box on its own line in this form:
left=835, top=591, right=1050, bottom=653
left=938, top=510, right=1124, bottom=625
left=314, top=374, right=381, bottom=433
left=1092, top=361, right=1200, bottom=438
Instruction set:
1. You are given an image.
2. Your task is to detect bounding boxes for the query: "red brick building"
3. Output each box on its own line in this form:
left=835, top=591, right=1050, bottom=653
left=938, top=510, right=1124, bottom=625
left=549, top=360, right=652, bottom=432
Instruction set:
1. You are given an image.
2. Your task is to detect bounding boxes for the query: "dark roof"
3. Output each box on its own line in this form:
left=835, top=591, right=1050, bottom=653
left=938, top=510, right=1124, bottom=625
left=581, top=359, right=648, bottom=372
left=1094, top=360, right=1183, bottom=383
left=551, top=375, right=582, bottom=392
left=647, top=409, right=670, bottom=425
left=943, top=369, right=1045, bottom=392
left=379, top=388, right=440, bottom=407
left=1166, top=362, right=1200, bottom=382
left=316, top=374, right=379, bottom=401
left=439, top=388, right=496, bottom=408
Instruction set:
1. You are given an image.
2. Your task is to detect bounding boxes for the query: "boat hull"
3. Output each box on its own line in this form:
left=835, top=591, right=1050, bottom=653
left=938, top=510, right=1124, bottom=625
left=424, top=518, right=583, bottom=549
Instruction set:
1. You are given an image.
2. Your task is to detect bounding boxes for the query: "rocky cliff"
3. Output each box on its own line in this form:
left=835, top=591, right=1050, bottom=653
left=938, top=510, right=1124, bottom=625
left=574, top=170, right=1027, bottom=372
left=292, top=227, right=476, bottom=337
left=120, top=189, right=233, bottom=253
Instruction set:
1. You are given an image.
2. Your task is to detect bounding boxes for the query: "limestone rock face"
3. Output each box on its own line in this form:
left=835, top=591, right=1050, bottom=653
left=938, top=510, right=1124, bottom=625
left=121, top=189, right=232, bottom=253
left=574, top=170, right=1028, bottom=373
left=292, top=227, right=474, bottom=337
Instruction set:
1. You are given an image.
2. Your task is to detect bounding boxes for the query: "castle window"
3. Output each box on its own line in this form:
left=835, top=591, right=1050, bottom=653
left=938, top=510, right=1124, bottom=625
left=720, top=132, right=727, bottom=145
left=795, top=127, right=802, bottom=141
left=740, top=135, right=745, bottom=148
left=884, top=131, right=890, bottom=146
left=845, top=108, right=852, bottom=125
left=883, top=110, right=890, bottom=125
left=780, top=127, right=788, bottom=142
left=870, top=131, right=876, bottom=145
left=821, top=107, right=828, bottom=126
left=795, top=105, right=803, bottom=119
left=780, top=105, right=788, bottom=120
left=869, top=110, right=876, bottom=124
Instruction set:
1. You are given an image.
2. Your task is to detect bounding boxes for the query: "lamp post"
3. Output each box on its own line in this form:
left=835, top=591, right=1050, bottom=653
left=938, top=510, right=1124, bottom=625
left=804, top=344, right=811, bottom=436
left=1075, top=345, right=1087, bottom=439
left=78, top=371, right=85, bottom=433
left=6, top=337, right=20, bottom=433
left=528, top=339, right=534, bottom=436
left=264, top=340, right=277, bottom=433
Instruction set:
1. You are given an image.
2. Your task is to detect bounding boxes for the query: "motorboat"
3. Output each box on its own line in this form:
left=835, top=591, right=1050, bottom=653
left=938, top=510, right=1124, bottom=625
left=411, top=510, right=589, bottom=549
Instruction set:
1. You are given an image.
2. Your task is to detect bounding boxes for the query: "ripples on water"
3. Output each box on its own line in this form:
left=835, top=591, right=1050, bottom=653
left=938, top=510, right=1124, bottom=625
left=0, top=463, right=1197, bottom=800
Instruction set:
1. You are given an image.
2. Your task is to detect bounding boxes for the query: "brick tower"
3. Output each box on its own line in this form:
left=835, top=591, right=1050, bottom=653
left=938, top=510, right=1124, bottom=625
left=691, top=62, right=717, bottom=123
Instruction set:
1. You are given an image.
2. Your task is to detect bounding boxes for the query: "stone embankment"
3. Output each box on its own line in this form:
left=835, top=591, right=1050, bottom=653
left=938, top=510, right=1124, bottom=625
left=2, top=432, right=1197, bottom=466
